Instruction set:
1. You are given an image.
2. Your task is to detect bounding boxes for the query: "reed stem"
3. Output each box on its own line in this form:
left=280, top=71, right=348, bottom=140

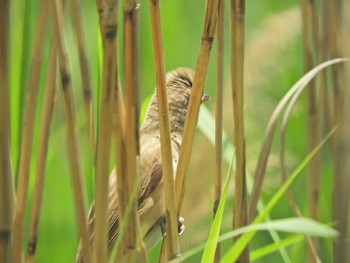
left=93, top=0, right=119, bottom=261
left=70, top=0, right=96, bottom=159
left=26, top=39, right=57, bottom=263
left=175, top=0, right=220, bottom=216
left=149, top=0, right=179, bottom=260
left=52, top=0, right=91, bottom=261
left=11, top=1, right=49, bottom=261
left=123, top=0, right=145, bottom=261
left=230, top=0, right=249, bottom=262
left=214, top=0, right=225, bottom=261
left=0, top=0, right=14, bottom=261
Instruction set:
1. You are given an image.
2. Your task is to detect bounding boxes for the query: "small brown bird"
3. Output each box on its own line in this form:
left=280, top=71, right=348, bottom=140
left=76, top=67, right=209, bottom=262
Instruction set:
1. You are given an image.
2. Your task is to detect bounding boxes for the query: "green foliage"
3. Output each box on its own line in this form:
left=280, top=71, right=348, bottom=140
left=8, top=0, right=340, bottom=262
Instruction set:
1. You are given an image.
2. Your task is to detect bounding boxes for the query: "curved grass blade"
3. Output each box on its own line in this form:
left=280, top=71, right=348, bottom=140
left=201, top=155, right=234, bottom=263
left=170, top=217, right=337, bottom=263
left=221, top=128, right=337, bottom=263
left=198, top=106, right=290, bottom=262
left=250, top=235, right=304, bottom=261
left=249, top=58, right=349, bottom=221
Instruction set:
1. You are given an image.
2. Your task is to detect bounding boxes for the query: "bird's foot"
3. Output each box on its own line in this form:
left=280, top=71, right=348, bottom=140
left=178, top=217, right=185, bottom=236
left=160, top=216, right=186, bottom=237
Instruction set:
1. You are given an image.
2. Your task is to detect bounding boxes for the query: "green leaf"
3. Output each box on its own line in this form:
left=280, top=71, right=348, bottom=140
left=200, top=156, right=234, bottom=263
left=221, top=129, right=338, bottom=263
left=250, top=235, right=304, bottom=261
left=170, top=217, right=337, bottom=262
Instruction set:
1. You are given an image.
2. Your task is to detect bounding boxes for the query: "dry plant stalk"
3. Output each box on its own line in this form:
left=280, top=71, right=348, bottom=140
left=175, top=0, right=220, bottom=215
left=214, top=0, right=225, bottom=262
left=70, top=0, right=96, bottom=158
left=299, top=1, right=321, bottom=262
left=96, top=0, right=106, bottom=37
left=122, top=0, right=145, bottom=261
left=26, top=41, right=57, bottom=263
left=0, top=0, right=14, bottom=261
left=11, top=1, right=49, bottom=262
left=52, top=0, right=91, bottom=262
left=93, top=0, right=119, bottom=261
left=335, top=1, right=350, bottom=261
left=328, top=1, right=345, bottom=262
left=307, top=4, right=323, bottom=260
left=149, top=0, right=179, bottom=260
left=230, top=0, right=249, bottom=262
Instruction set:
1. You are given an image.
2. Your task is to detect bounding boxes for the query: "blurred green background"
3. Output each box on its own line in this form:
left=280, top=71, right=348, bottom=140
left=8, top=0, right=334, bottom=262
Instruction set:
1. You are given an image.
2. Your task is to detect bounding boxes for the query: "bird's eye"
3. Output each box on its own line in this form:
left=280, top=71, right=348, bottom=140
left=178, top=77, right=192, bottom=88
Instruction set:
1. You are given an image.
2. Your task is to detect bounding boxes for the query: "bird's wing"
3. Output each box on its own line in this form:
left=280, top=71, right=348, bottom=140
left=76, top=160, right=164, bottom=262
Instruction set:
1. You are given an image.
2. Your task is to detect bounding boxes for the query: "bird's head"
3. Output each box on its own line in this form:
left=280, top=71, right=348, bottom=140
left=166, top=67, right=209, bottom=108
left=141, top=67, right=209, bottom=136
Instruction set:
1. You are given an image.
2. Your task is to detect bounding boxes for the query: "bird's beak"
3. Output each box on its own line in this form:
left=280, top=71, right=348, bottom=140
left=201, top=93, right=210, bottom=102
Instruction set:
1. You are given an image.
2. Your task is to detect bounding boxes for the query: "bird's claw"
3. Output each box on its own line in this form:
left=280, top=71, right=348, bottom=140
left=178, top=217, right=185, bottom=236
left=160, top=216, right=185, bottom=237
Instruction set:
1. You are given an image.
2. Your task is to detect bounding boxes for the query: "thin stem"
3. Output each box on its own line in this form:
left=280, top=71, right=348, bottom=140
left=123, top=0, right=145, bottom=261
left=149, top=0, right=179, bottom=260
left=0, top=0, right=14, bottom=261
left=52, top=0, right=91, bottom=262
left=70, top=0, right=96, bottom=159
left=93, top=0, right=119, bottom=262
left=26, top=40, right=57, bottom=263
left=214, top=0, right=225, bottom=262
left=175, top=0, right=220, bottom=216
left=11, top=1, right=49, bottom=262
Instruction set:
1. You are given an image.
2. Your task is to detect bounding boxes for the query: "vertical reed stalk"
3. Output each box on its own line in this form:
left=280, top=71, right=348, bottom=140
left=11, top=1, right=49, bottom=262
left=303, top=1, right=321, bottom=262
left=230, top=0, right=248, bottom=262
left=175, top=0, right=219, bottom=215
left=96, top=0, right=106, bottom=38
left=52, top=0, right=91, bottom=262
left=93, top=0, right=119, bottom=262
left=70, top=0, right=96, bottom=158
left=149, top=0, right=179, bottom=260
left=0, top=0, right=14, bottom=261
left=109, top=3, right=127, bottom=263
left=329, top=1, right=344, bottom=261
left=214, top=0, right=225, bottom=262
left=123, top=0, right=145, bottom=261
left=335, top=2, right=350, bottom=262
left=26, top=40, right=57, bottom=263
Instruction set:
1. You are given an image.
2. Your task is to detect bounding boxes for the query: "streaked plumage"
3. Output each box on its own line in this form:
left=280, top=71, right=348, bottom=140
left=76, top=68, right=197, bottom=262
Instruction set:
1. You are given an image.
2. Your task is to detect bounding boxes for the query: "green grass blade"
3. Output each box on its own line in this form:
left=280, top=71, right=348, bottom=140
left=198, top=106, right=290, bottom=261
left=250, top=235, right=304, bottom=261
left=171, top=217, right=337, bottom=262
left=200, top=156, right=234, bottom=263
left=221, top=128, right=337, bottom=263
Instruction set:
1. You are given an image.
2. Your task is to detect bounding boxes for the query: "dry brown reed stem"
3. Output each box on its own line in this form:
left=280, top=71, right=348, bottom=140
left=214, top=0, right=225, bottom=262
left=52, top=0, right=91, bottom=262
left=70, top=0, right=96, bottom=158
left=93, top=0, right=119, bottom=261
left=299, top=1, right=321, bottom=262
left=26, top=41, right=57, bottom=263
left=230, top=0, right=249, bottom=262
left=11, top=1, right=49, bottom=262
left=308, top=2, right=322, bottom=238
left=123, top=0, right=145, bottom=261
left=335, top=2, right=350, bottom=261
left=149, top=0, right=179, bottom=260
left=175, top=0, right=219, bottom=215
left=329, top=1, right=345, bottom=262
left=96, top=0, right=106, bottom=37
left=0, top=0, right=14, bottom=261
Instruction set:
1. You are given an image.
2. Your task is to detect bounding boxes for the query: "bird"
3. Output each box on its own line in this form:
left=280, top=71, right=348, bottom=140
left=76, top=67, right=209, bottom=262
